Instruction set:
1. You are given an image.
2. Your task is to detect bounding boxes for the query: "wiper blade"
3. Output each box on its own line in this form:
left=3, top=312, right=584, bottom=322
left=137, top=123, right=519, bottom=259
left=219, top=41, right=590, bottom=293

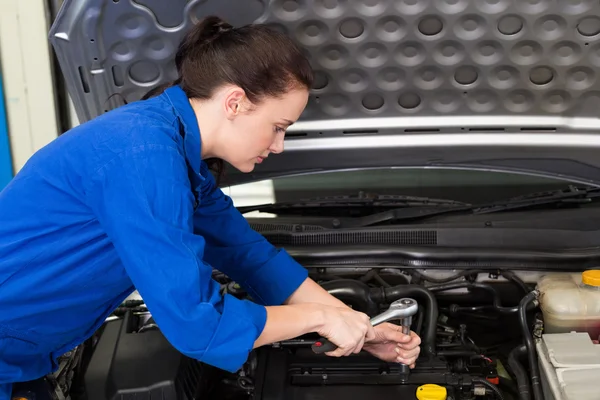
left=237, top=192, right=470, bottom=214
left=473, top=185, right=600, bottom=214
left=341, top=185, right=600, bottom=228
left=339, top=205, right=473, bottom=228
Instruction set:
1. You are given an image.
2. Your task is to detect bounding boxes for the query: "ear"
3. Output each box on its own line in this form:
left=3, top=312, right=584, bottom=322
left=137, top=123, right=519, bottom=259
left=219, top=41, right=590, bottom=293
left=223, top=86, right=247, bottom=120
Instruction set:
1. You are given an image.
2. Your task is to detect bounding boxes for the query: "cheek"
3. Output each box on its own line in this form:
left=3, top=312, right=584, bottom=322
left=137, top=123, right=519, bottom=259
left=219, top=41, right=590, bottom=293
left=232, top=117, right=274, bottom=157
left=248, top=127, right=275, bottom=150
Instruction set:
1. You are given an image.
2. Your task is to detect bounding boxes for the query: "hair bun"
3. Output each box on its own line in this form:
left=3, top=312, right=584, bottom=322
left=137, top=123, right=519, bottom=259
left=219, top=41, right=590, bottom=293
left=195, top=16, right=234, bottom=43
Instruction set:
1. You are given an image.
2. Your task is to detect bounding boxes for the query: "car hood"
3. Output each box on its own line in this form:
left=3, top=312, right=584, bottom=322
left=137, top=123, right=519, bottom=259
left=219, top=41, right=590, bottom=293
left=49, top=0, right=600, bottom=186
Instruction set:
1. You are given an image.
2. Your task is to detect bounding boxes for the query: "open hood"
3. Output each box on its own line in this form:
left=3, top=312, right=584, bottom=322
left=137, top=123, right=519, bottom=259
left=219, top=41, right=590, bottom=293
left=49, top=0, right=600, bottom=186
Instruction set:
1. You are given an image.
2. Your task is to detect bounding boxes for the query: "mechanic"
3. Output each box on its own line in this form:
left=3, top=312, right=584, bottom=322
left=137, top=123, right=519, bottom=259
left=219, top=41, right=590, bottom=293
left=0, top=16, right=421, bottom=398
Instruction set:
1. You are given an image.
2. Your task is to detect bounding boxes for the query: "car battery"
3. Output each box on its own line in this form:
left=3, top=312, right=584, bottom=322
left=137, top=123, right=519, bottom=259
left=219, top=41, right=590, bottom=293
left=537, top=332, right=600, bottom=400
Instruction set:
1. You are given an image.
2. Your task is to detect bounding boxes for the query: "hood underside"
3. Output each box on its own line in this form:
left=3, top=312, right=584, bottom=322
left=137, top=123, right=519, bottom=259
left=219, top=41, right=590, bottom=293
left=49, top=0, right=600, bottom=186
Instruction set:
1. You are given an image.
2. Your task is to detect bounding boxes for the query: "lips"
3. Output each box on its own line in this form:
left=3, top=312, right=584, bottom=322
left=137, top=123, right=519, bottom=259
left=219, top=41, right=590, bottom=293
left=257, top=156, right=264, bottom=164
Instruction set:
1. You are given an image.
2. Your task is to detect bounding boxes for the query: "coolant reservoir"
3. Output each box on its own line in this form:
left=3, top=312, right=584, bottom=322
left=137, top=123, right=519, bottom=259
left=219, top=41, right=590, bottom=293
left=538, top=270, right=600, bottom=339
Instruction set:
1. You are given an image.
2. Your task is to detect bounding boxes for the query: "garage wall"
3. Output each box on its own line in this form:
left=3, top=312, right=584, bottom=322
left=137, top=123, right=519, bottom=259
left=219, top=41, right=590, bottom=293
left=0, top=68, right=10, bottom=189
left=0, top=0, right=59, bottom=173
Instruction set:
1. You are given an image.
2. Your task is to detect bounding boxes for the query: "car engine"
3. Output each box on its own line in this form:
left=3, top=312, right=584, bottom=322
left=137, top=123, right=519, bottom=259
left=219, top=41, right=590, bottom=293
left=25, top=266, right=540, bottom=400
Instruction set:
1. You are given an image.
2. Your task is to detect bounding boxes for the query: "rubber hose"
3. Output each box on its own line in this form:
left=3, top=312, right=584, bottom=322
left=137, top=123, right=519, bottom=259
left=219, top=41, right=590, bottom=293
left=436, top=350, right=477, bottom=357
left=321, top=279, right=380, bottom=316
left=472, top=378, right=505, bottom=400
left=519, top=291, right=543, bottom=400
left=500, top=270, right=530, bottom=295
left=507, top=344, right=531, bottom=400
left=429, top=282, right=518, bottom=314
left=498, top=377, right=520, bottom=399
left=372, top=284, right=438, bottom=356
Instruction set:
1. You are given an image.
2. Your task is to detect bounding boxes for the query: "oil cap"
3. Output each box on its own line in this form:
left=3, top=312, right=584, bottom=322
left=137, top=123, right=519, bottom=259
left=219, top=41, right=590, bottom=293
left=416, top=384, right=447, bottom=400
left=582, top=270, right=600, bottom=287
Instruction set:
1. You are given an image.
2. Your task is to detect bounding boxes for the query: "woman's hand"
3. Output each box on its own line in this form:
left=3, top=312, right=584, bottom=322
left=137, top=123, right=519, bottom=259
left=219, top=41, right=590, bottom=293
left=362, top=323, right=421, bottom=368
left=254, top=303, right=375, bottom=355
left=317, top=306, right=377, bottom=357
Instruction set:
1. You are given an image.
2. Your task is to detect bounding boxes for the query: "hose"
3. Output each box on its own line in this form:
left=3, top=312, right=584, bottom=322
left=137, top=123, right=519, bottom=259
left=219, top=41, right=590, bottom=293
left=436, top=350, right=478, bottom=357
left=507, top=344, right=531, bottom=400
left=472, top=378, right=505, bottom=400
left=371, top=284, right=438, bottom=356
left=499, top=270, right=530, bottom=295
left=321, top=279, right=379, bottom=316
left=519, top=291, right=543, bottom=400
left=429, top=282, right=518, bottom=314
left=411, top=269, right=530, bottom=294
left=498, top=377, right=520, bottom=399
left=359, top=269, right=393, bottom=288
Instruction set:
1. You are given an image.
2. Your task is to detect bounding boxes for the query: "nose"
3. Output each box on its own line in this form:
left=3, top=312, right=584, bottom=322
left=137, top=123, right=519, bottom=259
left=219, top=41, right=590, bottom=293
left=269, top=132, right=285, bottom=154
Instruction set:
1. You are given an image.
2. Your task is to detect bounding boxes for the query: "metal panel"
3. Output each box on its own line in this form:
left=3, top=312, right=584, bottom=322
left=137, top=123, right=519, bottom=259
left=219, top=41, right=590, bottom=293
left=49, top=0, right=600, bottom=128
left=0, top=70, right=12, bottom=189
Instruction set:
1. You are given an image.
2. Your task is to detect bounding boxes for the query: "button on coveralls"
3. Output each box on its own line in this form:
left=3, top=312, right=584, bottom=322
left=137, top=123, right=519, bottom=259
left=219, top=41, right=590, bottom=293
left=0, top=85, right=308, bottom=398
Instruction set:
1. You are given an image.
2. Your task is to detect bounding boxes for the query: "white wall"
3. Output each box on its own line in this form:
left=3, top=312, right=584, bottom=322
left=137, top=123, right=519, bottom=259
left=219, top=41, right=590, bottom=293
left=0, top=0, right=59, bottom=173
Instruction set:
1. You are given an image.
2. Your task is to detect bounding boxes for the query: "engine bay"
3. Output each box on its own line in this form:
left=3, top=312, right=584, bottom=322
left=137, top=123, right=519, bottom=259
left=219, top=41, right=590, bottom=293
left=17, top=266, right=555, bottom=400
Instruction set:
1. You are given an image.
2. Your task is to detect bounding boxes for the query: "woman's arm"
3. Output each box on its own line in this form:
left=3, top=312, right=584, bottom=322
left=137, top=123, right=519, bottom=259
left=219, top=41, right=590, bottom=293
left=254, top=302, right=375, bottom=357
left=192, top=163, right=309, bottom=307
left=284, top=277, right=348, bottom=307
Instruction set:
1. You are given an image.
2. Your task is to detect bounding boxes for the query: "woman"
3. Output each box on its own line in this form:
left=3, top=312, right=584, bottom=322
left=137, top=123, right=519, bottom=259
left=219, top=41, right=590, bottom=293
left=0, top=16, right=420, bottom=397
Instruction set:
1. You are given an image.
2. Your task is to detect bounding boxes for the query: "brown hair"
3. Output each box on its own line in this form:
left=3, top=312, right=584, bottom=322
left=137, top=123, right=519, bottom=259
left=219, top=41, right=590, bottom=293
left=143, top=16, right=314, bottom=183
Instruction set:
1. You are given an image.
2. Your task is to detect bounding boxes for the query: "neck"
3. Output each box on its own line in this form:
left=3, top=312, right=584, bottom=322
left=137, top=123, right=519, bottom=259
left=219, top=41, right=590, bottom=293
left=188, top=98, right=222, bottom=159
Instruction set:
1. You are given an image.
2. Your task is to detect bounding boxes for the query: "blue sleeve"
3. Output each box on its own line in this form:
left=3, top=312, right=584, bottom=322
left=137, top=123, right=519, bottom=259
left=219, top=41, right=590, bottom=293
left=86, top=144, right=267, bottom=373
left=193, top=162, right=308, bottom=306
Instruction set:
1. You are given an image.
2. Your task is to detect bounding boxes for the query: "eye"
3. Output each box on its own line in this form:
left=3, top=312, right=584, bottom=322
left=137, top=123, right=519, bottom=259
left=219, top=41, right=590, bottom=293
left=274, top=126, right=286, bottom=133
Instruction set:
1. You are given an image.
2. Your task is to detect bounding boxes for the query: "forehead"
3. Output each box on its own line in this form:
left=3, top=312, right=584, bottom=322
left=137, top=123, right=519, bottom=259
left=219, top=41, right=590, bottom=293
left=262, top=89, right=308, bottom=119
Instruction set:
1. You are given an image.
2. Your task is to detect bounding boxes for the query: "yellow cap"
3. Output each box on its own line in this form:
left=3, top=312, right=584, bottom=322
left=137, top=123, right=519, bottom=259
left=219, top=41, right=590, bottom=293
left=416, top=384, right=447, bottom=400
left=582, top=270, right=600, bottom=287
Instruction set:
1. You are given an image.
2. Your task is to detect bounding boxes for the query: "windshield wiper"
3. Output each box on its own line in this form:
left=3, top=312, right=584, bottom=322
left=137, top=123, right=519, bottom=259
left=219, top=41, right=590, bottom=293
left=237, top=192, right=470, bottom=215
left=473, top=185, right=600, bottom=214
left=340, top=185, right=600, bottom=228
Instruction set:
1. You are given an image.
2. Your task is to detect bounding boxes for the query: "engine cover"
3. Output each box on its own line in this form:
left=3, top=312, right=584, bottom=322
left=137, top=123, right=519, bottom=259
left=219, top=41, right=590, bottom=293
left=251, top=345, right=491, bottom=400
left=82, top=311, right=215, bottom=400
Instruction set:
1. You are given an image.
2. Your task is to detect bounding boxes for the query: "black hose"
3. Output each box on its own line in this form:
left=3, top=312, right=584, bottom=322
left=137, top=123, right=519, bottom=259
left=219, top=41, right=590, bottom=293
left=500, top=270, right=530, bottom=295
left=436, top=350, right=478, bottom=357
left=519, top=291, right=543, bottom=400
left=507, top=344, right=531, bottom=400
left=452, top=304, right=518, bottom=314
left=429, top=282, right=518, bottom=314
left=412, top=269, right=530, bottom=294
left=373, top=273, right=392, bottom=288
left=112, top=306, right=147, bottom=316
left=371, top=284, right=438, bottom=356
left=120, top=299, right=145, bottom=307
left=358, top=269, right=377, bottom=282
left=321, top=279, right=379, bottom=316
left=472, top=378, right=505, bottom=400
left=415, top=305, right=424, bottom=337
left=498, top=377, right=520, bottom=399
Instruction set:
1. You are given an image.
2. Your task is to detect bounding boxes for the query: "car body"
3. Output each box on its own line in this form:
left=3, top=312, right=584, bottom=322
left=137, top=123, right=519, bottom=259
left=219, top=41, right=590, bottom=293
left=23, top=0, right=600, bottom=399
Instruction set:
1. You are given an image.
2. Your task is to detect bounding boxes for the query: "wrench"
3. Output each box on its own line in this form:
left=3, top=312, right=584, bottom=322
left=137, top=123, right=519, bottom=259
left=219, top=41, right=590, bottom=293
left=311, top=298, right=418, bottom=353
left=311, top=298, right=418, bottom=382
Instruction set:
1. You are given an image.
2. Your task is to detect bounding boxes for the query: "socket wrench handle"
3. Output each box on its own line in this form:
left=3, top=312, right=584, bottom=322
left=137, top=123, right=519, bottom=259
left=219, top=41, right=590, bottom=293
left=312, top=298, right=418, bottom=354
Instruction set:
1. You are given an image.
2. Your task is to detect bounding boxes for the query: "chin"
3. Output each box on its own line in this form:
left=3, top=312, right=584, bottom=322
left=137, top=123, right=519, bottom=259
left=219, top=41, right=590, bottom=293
left=234, top=162, right=255, bottom=173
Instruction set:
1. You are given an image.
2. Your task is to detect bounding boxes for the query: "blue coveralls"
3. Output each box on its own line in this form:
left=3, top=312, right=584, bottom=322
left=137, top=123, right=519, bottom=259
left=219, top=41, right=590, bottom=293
left=0, top=85, right=308, bottom=398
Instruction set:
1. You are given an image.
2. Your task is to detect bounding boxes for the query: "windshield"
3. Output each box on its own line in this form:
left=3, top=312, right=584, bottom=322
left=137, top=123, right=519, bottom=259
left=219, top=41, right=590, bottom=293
left=223, top=168, right=576, bottom=213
